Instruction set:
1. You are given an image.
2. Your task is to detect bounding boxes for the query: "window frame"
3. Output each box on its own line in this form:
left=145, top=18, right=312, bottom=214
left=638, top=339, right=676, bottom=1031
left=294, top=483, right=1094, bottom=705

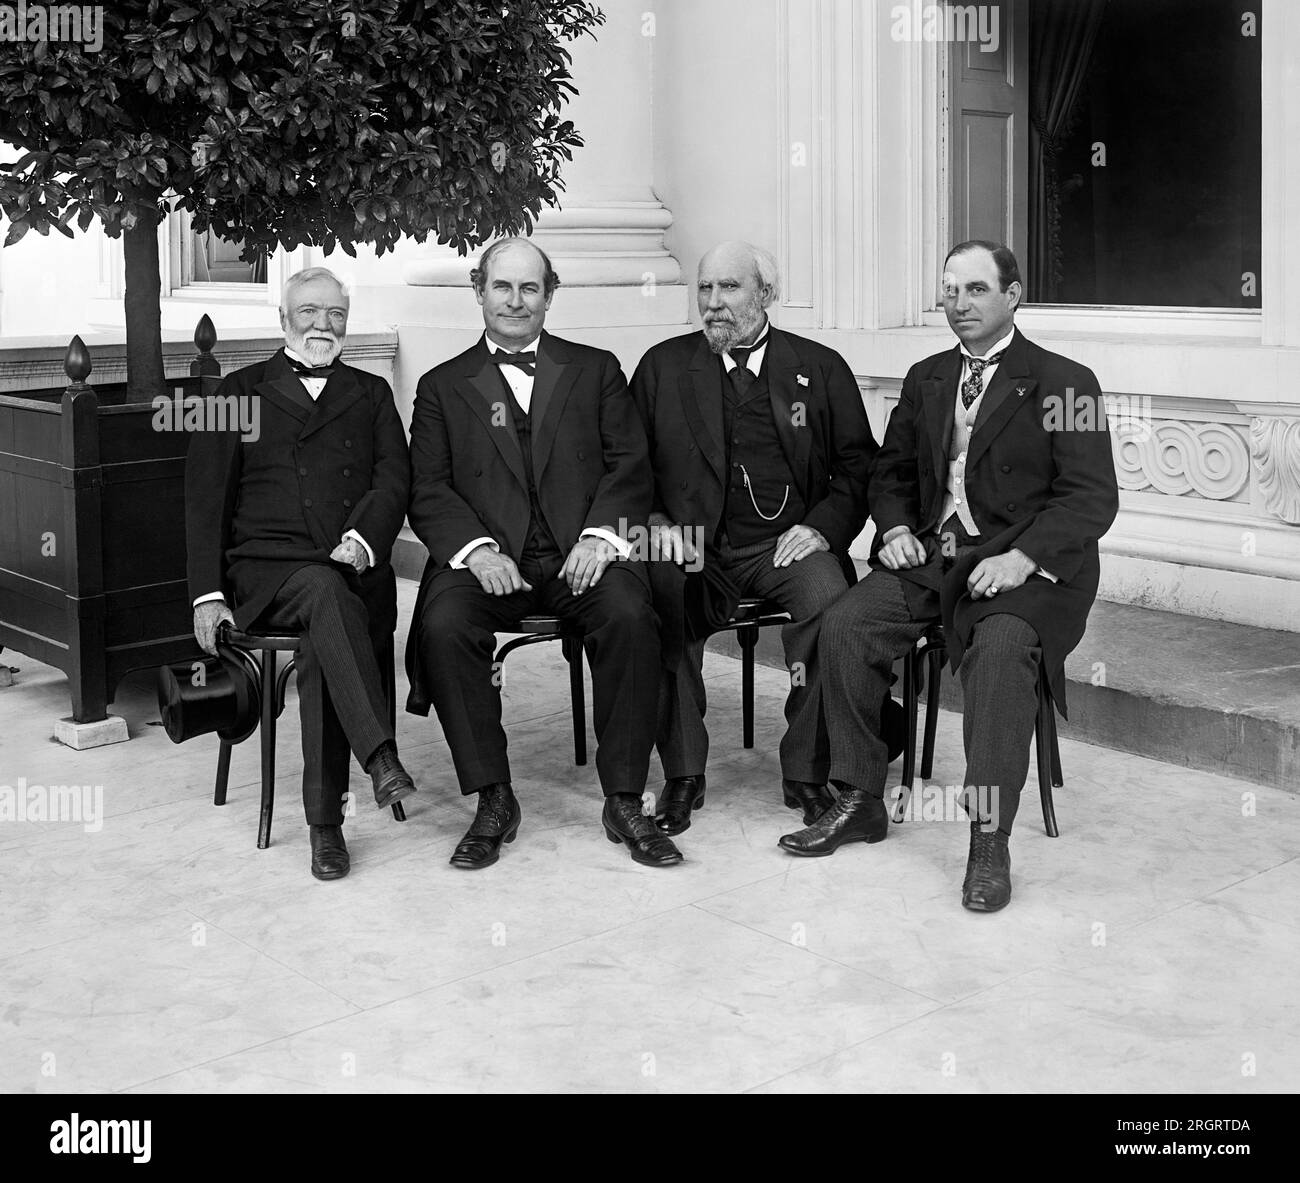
left=936, top=0, right=1264, bottom=335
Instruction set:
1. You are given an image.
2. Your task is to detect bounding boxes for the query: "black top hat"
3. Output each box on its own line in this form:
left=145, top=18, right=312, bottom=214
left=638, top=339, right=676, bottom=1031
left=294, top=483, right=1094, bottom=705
left=157, top=639, right=261, bottom=745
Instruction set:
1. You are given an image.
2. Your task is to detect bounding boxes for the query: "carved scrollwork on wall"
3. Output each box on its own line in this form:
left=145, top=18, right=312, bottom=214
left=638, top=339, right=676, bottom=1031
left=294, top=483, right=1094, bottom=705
left=1249, top=417, right=1300, bottom=525
left=1112, top=419, right=1250, bottom=501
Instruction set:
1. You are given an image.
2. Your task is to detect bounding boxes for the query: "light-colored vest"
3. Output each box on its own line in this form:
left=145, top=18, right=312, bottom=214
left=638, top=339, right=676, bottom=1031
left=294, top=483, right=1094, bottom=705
left=938, top=386, right=982, bottom=537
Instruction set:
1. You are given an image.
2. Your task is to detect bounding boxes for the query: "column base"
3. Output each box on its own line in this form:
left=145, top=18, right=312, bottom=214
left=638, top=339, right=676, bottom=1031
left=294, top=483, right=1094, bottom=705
left=54, top=715, right=130, bottom=750
left=356, top=281, right=690, bottom=330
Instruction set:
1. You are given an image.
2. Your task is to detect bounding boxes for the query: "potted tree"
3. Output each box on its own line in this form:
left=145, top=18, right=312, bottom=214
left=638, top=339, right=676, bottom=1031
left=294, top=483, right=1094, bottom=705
left=0, top=0, right=603, bottom=733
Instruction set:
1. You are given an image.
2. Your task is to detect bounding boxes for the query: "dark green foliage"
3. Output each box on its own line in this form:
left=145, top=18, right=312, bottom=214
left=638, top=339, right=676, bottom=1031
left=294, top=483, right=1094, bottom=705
left=0, top=0, right=604, bottom=256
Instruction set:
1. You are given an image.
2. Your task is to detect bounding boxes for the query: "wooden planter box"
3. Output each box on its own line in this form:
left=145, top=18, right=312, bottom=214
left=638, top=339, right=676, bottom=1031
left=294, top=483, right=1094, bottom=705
left=0, top=335, right=218, bottom=722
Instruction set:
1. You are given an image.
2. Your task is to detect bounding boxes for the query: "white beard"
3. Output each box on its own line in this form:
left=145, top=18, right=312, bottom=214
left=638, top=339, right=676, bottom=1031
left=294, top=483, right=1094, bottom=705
left=286, top=328, right=343, bottom=367
left=702, top=305, right=766, bottom=355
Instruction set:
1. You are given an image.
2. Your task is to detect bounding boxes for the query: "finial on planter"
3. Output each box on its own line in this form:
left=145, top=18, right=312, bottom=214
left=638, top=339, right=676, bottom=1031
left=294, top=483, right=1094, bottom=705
left=194, top=313, right=217, bottom=355
left=64, top=336, right=93, bottom=386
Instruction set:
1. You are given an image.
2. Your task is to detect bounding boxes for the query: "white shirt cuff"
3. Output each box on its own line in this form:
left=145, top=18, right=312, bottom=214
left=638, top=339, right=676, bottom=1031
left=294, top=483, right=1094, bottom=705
left=193, top=592, right=226, bottom=608
left=343, top=529, right=375, bottom=569
left=450, top=537, right=498, bottom=569
left=1035, top=565, right=1059, bottom=583
left=581, top=527, right=631, bottom=559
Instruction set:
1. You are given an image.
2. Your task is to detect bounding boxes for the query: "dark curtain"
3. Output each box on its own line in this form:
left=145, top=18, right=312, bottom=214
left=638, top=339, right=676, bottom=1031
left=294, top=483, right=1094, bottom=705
left=1028, top=0, right=1107, bottom=302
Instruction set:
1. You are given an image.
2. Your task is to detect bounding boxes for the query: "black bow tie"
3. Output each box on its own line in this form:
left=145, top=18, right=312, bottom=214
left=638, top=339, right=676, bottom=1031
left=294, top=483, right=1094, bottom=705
left=492, top=350, right=537, bottom=376
left=286, top=355, right=338, bottom=380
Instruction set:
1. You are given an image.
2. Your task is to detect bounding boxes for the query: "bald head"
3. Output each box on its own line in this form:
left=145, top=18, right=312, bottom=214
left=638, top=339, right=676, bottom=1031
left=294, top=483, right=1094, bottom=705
left=697, top=240, right=781, bottom=354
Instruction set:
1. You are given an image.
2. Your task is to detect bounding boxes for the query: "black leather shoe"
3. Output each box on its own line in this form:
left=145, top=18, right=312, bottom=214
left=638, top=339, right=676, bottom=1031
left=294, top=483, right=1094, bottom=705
left=603, top=794, right=684, bottom=867
left=310, top=824, right=350, bottom=880
left=654, top=775, right=706, bottom=836
left=781, top=779, right=836, bottom=825
left=778, top=788, right=888, bottom=857
left=366, top=740, right=417, bottom=810
left=450, top=783, right=521, bottom=870
left=962, top=824, right=1012, bottom=912
left=882, top=695, right=906, bottom=763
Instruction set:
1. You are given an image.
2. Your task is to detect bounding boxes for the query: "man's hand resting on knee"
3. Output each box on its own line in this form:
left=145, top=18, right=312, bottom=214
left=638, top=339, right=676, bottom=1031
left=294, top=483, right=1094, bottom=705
left=329, top=537, right=370, bottom=575
left=465, top=544, right=533, bottom=596
left=649, top=511, right=699, bottom=568
left=773, top=524, right=829, bottom=568
left=967, top=549, right=1037, bottom=599
left=877, top=527, right=927, bottom=570
left=561, top=536, right=617, bottom=596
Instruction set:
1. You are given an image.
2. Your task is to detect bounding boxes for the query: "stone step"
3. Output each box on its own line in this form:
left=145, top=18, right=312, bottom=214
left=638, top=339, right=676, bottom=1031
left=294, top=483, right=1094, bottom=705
left=707, top=598, right=1300, bottom=793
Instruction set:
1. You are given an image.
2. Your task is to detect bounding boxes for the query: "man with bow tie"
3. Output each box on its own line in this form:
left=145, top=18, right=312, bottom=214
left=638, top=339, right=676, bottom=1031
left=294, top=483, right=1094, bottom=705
left=405, top=237, right=678, bottom=870
left=186, top=266, right=416, bottom=881
left=630, top=241, right=880, bottom=839
left=781, top=241, right=1119, bottom=912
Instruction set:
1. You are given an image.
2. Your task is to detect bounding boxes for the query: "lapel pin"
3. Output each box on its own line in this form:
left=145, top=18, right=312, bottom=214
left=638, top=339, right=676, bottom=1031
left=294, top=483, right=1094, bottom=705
left=1016, top=386, right=1026, bottom=397
left=796, top=374, right=809, bottom=387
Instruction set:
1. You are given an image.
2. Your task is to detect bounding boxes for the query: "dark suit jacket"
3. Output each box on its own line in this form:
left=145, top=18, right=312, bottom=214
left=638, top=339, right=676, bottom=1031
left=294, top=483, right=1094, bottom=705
left=185, top=349, right=410, bottom=631
left=871, top=328, right=1119, bottom=709
left=630, top=327, right=877, bottom=659
left=631, top=327, right=876, bottom=557
left=404, top=330, right=652, bottom=713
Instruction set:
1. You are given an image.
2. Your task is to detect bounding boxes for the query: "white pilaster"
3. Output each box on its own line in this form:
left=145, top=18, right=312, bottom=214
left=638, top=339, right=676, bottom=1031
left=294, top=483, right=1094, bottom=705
left=403, top=0, right=685, bottom=327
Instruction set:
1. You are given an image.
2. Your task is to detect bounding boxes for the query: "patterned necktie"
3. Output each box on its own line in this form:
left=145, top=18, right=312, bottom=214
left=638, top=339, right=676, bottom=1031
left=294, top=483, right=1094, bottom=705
left=960, top=349, right=1006, bottom=409
left=286, top=356, right=338, bottom=380
left=493, top=350, right=537, bottom=376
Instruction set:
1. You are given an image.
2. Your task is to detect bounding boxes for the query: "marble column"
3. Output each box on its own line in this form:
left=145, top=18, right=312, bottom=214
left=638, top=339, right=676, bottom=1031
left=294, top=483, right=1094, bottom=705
left=403, top=0, right=686, bottom=328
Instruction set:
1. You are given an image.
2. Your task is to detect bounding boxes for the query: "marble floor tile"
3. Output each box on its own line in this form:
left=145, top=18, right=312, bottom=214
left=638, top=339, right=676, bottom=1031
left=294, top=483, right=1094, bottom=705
left=1208, top=857, right=1300, bottom=931
left=757, top=901, right=1300, bottom=1094
left=0, top=909, right=357, bottom=1093
left=190, top=776, right=828, bottom=1009
left=126, top=908, right=939, bottom=1094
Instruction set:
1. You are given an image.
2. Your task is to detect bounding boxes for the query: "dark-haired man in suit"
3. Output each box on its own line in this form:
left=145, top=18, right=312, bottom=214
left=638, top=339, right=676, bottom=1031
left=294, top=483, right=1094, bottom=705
left=187, top=267, right=416, bottom=882
left=630, top=240, right=882, bottom=838
left=781, top=241, right=1119, bottom=912
left=405, top=238, right=680, bottom=870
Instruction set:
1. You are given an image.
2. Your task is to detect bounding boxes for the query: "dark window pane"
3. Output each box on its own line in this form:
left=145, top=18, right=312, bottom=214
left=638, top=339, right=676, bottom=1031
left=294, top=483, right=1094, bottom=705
left=1027, top=0, right=1260, bottom=307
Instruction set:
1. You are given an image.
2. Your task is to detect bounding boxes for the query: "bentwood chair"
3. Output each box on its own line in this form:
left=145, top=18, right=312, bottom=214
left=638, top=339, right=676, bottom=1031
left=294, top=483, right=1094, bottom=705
left=898, top=623, right=1063, bottom=836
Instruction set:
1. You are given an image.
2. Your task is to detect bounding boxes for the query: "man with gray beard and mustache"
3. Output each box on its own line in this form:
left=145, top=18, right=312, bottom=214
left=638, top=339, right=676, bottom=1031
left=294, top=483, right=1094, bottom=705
left=186, top=267, right=416, bottom=881
left=631, top=241, right=895, bottom=841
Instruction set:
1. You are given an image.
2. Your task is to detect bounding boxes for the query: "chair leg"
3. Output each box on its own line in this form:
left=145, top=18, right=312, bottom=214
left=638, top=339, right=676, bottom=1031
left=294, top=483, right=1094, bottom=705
left=1048, top=706, right=1064, bottom=788
left=214, top=740, right=232, bottom=806
left=920, top=647, right=942, bottom=779
left=1035, top=680, right=1060, bottom=838
left=380, top=634, right=406, bottom=822
left=739, top=625, right=757, bottom=748
left=257, top=649, right=277, bottom=850
left=563, top=635, right=587, bottom=766
left=896, top=650, right=919, bottom=821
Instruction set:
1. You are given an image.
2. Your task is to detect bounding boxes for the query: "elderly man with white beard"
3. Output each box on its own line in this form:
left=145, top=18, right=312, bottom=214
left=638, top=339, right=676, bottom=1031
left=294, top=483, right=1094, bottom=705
left=630, top=241, right=889, bottom=840
left=185, top=266, right=416, bottom=881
